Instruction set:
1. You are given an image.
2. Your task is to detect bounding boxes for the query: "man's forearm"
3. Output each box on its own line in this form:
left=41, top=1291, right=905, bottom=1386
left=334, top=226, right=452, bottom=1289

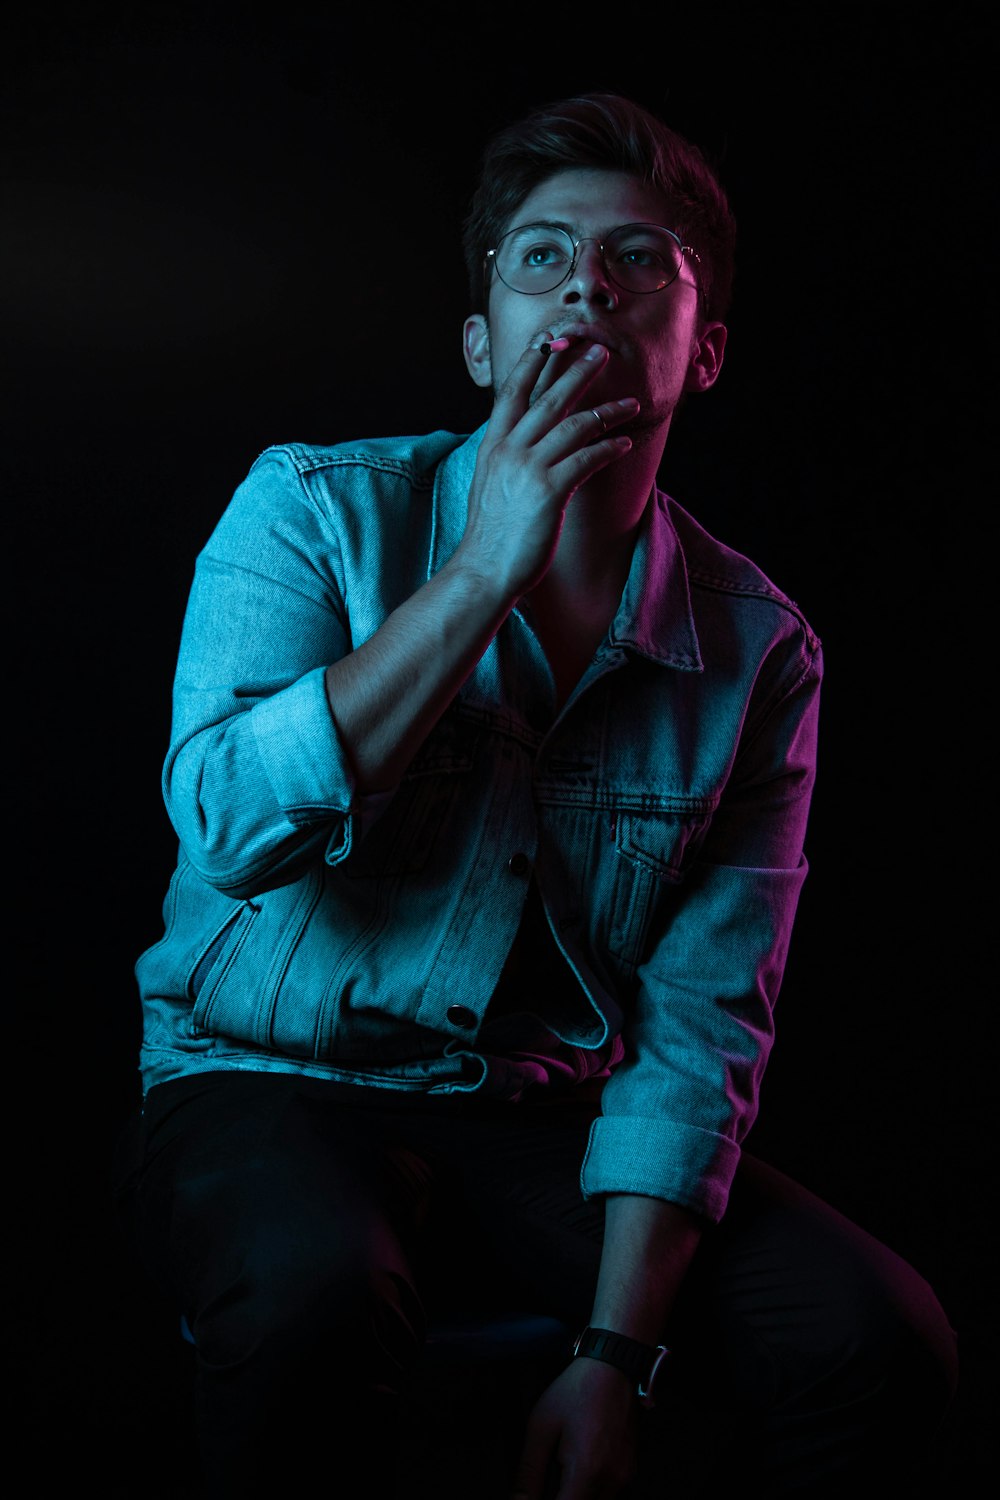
left=590, top=1193, right=704, bottom=1344
left=324, top=551, right=513, bottom=793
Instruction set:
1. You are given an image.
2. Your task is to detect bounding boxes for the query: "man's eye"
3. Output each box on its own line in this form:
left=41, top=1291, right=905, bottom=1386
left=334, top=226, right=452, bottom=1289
left=618, top=246, right=666, bottom=269
left=522, top=242, right=569, bottom=268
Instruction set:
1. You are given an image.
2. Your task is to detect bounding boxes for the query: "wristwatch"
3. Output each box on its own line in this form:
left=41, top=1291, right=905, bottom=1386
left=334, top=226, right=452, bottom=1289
left=572, top=1326, right=670, bottom=1408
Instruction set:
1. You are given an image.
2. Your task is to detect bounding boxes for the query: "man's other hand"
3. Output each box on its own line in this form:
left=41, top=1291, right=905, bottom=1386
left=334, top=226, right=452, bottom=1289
left=510, top=1355, right=640, bottom=1500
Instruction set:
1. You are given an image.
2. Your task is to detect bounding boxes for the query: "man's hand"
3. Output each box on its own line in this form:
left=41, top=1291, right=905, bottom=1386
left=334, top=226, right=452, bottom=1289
left=510, top=1355, right=640, bottom=1500
left=457, top=330, right=640, bottom=601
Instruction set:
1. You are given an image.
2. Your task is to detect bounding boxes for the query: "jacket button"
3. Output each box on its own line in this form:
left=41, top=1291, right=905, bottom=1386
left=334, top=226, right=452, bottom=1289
left=507, top=852, right=531, bottom=876
left=446, top=1005, right=477, bottom=1030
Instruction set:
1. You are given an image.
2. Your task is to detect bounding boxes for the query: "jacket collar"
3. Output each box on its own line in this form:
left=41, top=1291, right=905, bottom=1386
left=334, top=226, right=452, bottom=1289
left=610, top=487, right=703, bottom=671
left=430, top=424, right=703, bottom=674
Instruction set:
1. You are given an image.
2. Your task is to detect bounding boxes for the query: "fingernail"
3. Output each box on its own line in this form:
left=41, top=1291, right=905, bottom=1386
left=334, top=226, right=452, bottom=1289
left=584, top=342, right=608, bottom=360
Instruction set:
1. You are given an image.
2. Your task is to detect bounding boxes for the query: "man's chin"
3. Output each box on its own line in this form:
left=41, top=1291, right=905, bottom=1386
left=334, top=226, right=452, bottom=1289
left=596, top=402, right=675, bottom=445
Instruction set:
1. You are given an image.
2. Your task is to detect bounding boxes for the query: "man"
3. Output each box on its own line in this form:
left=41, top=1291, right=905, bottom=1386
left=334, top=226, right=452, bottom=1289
left=119, top=94, right=957, bottom=1497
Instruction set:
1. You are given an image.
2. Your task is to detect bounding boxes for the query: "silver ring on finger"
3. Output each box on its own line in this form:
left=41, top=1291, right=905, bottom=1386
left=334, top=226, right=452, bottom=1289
left=591, top=408, right=608, bottom=433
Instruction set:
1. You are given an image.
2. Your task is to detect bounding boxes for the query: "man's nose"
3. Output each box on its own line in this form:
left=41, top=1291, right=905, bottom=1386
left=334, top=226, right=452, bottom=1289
left=562, top=240, right=618, bottom=306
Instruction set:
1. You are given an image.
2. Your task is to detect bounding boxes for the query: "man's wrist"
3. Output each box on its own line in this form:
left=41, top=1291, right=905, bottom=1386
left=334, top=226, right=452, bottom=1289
left=572, top=1325, right=670, bottom=1408
left=447, top=537, right=523, bottom=611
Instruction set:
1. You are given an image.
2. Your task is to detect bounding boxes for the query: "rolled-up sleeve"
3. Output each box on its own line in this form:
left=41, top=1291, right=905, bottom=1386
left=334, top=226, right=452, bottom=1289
left=581, top=632, right=822, bottom=1221
left=162, top=448, right=384, bottom=898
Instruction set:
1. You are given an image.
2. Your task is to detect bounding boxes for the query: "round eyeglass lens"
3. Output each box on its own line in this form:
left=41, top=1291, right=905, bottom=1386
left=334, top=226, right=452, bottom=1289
left=494, top=226, right=576, bottom=293
left=603, top=224, right=684, bottom=293
left=493, top=223, right=685, bottom=294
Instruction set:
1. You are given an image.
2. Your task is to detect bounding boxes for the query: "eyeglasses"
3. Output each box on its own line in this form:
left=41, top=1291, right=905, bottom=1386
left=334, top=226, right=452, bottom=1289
left=485, top=221, right=701, bottom=297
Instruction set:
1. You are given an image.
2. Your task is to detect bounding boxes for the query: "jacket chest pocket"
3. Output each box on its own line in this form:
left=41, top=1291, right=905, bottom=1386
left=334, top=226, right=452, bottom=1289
left=606, top=810, right=709, bottom=972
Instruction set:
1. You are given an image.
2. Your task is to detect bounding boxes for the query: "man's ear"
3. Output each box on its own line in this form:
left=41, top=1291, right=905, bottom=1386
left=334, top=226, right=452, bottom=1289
left=463, top=314, right=493, bottom=389
left=684, top=322, right=728, bottom=393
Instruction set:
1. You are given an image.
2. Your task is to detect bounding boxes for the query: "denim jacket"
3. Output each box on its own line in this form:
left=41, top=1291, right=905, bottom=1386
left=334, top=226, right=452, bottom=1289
left=136, top=426, right=822, bottom=1222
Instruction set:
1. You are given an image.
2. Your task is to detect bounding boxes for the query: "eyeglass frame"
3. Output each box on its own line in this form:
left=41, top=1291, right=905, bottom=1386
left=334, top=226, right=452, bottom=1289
left=483, top=220, right=703, bottom=301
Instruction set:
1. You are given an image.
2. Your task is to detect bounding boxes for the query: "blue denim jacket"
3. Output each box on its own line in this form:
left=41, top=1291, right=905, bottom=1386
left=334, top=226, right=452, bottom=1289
left=136, top=425, right=821, bottom=1222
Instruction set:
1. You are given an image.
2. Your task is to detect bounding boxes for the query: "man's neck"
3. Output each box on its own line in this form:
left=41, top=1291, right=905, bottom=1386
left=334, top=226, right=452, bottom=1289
left=525, top=442, right=660, bottom=708
left=538, top=433, right=660, bottom=606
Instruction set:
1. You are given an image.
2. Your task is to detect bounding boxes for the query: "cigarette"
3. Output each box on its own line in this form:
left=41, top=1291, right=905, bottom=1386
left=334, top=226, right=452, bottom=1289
left=545, top=337, right=572, bottom=352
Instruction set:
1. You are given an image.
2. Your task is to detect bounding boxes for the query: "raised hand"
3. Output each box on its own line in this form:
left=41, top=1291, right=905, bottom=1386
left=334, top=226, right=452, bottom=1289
left=456, top=330, right=640, bottom=600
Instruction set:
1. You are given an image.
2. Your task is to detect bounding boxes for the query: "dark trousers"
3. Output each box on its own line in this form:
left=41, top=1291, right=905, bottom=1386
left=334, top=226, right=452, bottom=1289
left=114, top=1070, right=958, bottom=1497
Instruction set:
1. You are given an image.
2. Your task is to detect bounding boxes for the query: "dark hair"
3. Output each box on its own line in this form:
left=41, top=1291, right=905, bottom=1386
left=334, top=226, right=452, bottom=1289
left=462, top=92, right=736, bottom=324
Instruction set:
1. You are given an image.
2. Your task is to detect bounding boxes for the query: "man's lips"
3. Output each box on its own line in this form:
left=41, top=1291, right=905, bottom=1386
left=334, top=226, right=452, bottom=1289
left=549, top=321, right=621, bottom=354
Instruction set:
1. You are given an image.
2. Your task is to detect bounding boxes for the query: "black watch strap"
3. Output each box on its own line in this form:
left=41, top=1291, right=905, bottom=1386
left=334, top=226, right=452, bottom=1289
left=572, top=1326, right=669, bottom=1407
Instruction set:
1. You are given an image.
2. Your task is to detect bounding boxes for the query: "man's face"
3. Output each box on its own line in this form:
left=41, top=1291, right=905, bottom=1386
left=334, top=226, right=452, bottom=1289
left=464, top=167, right=725, bottom=438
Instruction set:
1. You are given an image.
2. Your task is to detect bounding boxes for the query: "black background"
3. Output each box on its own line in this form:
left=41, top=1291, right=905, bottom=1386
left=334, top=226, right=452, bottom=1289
left=7, top=2, right=992, bottom=1490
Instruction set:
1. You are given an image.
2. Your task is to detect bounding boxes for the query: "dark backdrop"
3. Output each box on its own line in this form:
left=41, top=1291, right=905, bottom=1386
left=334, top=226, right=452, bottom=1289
left=8, top=3, right=991, bottom=1490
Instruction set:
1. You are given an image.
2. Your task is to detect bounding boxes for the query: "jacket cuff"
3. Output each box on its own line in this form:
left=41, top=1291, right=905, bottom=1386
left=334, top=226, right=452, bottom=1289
left=579, top=1114, right=740, bottom=1223
left=250, top=665, right=355, bottom=817
left=249, top=665, right=399, bottom=866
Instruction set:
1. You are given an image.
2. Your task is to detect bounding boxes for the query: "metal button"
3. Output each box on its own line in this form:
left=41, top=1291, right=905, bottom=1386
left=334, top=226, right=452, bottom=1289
left=507, top=852, right=531, bottom=876
left=446, top=1004, right=477, bottom=1030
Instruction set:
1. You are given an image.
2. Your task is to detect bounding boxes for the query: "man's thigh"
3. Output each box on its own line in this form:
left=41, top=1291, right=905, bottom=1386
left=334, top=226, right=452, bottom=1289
left=413, top=1098, right=606, bottom=1327
left=122, top=1071, right=442, bottom=1358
